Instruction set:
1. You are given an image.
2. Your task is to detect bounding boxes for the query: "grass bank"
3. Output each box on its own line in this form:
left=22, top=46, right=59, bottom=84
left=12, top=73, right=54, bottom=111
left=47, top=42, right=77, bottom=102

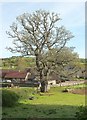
left=2, top=84, right=86, bottom=119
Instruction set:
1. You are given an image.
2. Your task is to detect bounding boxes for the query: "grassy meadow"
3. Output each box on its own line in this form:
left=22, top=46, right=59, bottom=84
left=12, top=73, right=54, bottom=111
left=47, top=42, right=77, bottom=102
left=2, top=84, right=86, bottom=119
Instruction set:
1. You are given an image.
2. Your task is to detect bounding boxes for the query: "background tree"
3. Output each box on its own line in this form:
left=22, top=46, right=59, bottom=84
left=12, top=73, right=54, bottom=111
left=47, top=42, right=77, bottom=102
left=6, top=10, right=74, bottom=92
left=51, top=47, right=80, bottom=80
left=40, top=47, right=80, bottom=85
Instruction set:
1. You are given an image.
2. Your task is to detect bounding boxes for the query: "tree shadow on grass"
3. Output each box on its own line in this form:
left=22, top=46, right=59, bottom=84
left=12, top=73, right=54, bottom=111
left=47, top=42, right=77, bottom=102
left=2, top=103, right=79, bottom=120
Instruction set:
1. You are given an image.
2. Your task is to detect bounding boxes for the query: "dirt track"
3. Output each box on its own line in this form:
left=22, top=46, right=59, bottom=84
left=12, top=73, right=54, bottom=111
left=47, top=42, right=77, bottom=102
left=70, top=88, right=87, bottom=95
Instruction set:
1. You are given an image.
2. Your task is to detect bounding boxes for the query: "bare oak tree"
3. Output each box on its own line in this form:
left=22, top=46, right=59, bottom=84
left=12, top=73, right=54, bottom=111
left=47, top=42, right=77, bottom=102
left=6, top=10, right=74, bottom=92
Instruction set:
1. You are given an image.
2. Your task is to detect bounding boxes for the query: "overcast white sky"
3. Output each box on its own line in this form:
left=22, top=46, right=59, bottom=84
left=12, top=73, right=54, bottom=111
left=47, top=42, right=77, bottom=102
left=0, top=0, right=85, bottom=58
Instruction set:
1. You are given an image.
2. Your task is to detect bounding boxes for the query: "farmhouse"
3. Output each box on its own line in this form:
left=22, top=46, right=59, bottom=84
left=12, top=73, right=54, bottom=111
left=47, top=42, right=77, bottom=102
left=0, top=69, right=34, bottom=82
left=0, top=69, right=57, bottom=86
left=5, top=71, right=27, bottom=82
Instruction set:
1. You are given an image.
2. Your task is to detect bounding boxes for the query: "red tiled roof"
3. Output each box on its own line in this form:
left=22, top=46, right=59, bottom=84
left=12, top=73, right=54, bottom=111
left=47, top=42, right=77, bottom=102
left=0, top=69, right=16, bottom=78
left=5, top=71, right=27, bottom=79
left=0, top=69, right=27, bottom=79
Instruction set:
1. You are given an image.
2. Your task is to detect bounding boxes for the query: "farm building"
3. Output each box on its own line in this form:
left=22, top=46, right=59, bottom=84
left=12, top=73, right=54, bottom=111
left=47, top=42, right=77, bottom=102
left=0, top=69, right=57, bottom=85
left=0, top=69, right=35, bottom=82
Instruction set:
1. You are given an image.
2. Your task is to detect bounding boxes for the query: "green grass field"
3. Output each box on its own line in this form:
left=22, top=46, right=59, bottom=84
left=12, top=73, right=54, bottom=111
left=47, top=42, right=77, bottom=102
left=2, top=84, right=86, bottom=119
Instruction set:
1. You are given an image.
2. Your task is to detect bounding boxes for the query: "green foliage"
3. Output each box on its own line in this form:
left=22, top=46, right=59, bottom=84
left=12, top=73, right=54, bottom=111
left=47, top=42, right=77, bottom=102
left=2, top=89, right=19, bottom=107
left=75, top=106, right=87, bottom=120
left=2, top=56, right=85, bottom=71
left=2, top=87, right=35, bottom=100
left=80, top=58, right=87, bottom=64
left=42, top=47, right=81, bottom=80
left=2, top=56, right=35, bottom=70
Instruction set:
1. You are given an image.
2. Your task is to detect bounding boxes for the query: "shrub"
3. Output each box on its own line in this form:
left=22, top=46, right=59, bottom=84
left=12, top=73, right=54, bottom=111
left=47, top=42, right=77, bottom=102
left=75, top=106, right=87, bottom=120
left=2, top=89, right=19, bottom=107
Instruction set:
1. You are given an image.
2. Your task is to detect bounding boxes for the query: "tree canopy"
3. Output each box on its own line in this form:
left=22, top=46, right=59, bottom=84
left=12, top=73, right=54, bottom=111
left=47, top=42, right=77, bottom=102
left=7, top=10, right=73, bottom=56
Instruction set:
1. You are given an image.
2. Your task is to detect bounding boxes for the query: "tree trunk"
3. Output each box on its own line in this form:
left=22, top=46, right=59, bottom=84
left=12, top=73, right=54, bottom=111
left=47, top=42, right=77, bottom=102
left=40, top=80, right=48, bottom=92
left=40, top=69, right=50, bottom=92
left=35, top=55, right=48, bottom=92
left=39, top=70, right=47, bottom=92
left=40, top=72, right=49, bottom=92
